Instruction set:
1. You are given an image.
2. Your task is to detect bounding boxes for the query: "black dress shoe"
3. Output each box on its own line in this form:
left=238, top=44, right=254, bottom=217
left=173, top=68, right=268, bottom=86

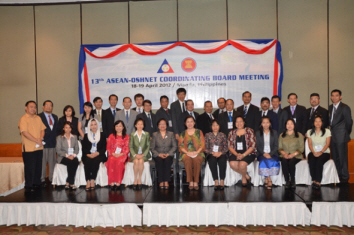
left=214, top=185, right=219, bottom=191
left=41, top=182, right=47, bottom=187
left=33, top=184, right=41, bottom=190
left=285, top=182, right=291, bottom=189
left=219, top=185, right=224, bottom=190
left=132, top=184, right=137, bottom=190
left=25, top=187, right=34, bottom=193
left=291, top=182, right=296, bottom=189
left=138, top=184, right=143, bottom=190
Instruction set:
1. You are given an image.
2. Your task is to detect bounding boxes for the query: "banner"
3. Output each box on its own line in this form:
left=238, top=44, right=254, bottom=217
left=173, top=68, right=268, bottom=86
left=79, top=39, right=283, bottom=113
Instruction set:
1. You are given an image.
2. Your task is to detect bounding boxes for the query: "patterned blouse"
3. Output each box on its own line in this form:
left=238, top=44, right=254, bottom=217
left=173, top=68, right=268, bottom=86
left=106, top=134, right=130, bottom=160
left=178, top=129, right=206, bottom=160
left=205, top=132, right=228, bottom=155
left=228, top=127, right=257, bottom=155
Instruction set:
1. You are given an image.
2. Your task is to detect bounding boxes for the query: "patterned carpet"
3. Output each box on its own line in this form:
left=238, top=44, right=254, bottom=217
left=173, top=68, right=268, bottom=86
left=1, top=225, right=354, bottom=234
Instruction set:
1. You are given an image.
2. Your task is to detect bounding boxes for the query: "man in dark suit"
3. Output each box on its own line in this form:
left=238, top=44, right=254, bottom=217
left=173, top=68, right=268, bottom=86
left=283, top=93, right=308, bottom=136
left=178, top=99, right=200, bottom=133
left=132, top=93, right=144, bottom=114
left=197, top=101, right=214, bottom=135
left=136, top=99, right=157, bottom=136
left=103, top=94, right=121, bottom=138
left=306, top=93, right=329, bottom=131
left=258, top=97, right=279, bottom=132
left=212, top=97, right=226, bottom=120
left=271, top=95, right=288, bottom=134
left=236, top=91, right=260, bottom=131
left=155, top=95, right=173, bottom=132
left=170, top=88, right=187, bottom=140
left=219, top=99, right=242, bottom=137
left=93, top=96, right=105, bottom=134
left=329, top=89, right=353, bottom=183
left=39, top=100, right=58, bottom=186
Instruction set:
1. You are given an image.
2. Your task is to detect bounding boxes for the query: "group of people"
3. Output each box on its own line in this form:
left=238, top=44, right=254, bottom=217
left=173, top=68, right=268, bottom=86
left=19, top=88, right=352, bottom=193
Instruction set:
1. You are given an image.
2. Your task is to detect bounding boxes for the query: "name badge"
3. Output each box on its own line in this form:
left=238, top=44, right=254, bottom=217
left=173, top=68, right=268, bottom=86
left=213, top=145, right=219, bottom=152
left=68, top=148, right=74, bottom=155
left=115, top=147, right=122, bottom=154
left=168, top=120, right=173, bottom=127
left=49, top=125, right=53, bottom=130
left=138, top=146, right=142, bottom=154
left=90, top=146, right=97, bottom=153
left=85, top=127, right=88, bottom=134
left=315, top=145, right=323, bottom=152
left=35, top=144, right=40, bottom=148
left=237, top=142, right=243, bottom=151
left=293, top=118, right=297, bottom=123
left=228, top=122, right=233, bottom=129
left=99, top=122, right=102, bottom=129
left=264, top=145, right=271, bottom=153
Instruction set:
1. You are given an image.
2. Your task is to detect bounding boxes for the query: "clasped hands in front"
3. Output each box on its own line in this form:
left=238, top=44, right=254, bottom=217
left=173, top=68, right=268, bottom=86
left=87, top=152, right=99, bottom=158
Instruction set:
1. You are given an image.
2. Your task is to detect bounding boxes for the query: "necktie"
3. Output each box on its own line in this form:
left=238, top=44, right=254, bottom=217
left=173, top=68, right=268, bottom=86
left=126, top=111, right=129, bottom=123
left=113, top=109, right=116, bottom=117
left=138, top=108, right=141, bottom=114
left=182, top=103, right=186, bottom=113
left=244, top=106, right=248, bottom=118
left=148, top=113, right=153, bottom=127
left=228, top=112, right=232, bottom=122
left=262, top=112, right=266, bottom=117
left=48, top=114, right=53, bottom=125
left=331, top=106, right=337, bottom=124
left=97, top=111, right=101, bottom=122
left=310, top=108, right=315, bottom=119
left=189, top=112, right=195, bottom=119
left=291, top=106, right=295, bottom=115
left=166, top=109, right=168, bottom=114
left=208, top=114, right=212, bottom=119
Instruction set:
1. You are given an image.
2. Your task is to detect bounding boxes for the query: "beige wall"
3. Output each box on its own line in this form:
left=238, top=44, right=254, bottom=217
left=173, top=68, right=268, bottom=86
left=1, top=0, right=354, bottom=143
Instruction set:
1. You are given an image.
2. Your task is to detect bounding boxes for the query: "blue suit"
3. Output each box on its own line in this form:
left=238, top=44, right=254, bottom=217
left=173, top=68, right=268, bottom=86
left=258, top=110, right=279, bottom=132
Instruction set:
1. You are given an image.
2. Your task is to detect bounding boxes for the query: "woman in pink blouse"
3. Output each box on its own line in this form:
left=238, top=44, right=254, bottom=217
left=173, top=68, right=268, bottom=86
left=228, top=116, right=256, bottom=187
left=106, top=120, right=130, bottom=190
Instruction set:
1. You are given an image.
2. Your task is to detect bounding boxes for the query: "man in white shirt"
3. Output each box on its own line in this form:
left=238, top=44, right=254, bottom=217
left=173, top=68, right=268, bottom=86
left=93, top=97, right=104, bottom=133
left=132, top=93, right=144, bottom=114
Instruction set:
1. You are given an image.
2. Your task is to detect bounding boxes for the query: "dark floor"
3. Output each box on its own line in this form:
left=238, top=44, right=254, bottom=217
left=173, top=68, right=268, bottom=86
left=1, top=183, right=352, bottom=208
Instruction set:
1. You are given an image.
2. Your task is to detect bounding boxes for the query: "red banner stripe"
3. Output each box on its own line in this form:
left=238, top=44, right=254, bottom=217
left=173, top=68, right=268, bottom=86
left=273, top=43, right=279, bottom=95
left=83, top=62, right=90, bottom=102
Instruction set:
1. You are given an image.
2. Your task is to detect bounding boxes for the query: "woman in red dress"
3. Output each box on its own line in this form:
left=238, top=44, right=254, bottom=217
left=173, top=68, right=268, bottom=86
left=106, top=120, right=130, bottom=190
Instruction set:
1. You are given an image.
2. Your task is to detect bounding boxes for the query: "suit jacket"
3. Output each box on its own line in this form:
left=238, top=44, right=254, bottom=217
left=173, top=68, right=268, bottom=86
left=114, top=109, right=138, bottom=135
left=132, top=107, right=144, bottom=114
left=212, top=109, right=225, bottom=120
left=129, top=131, right=151, bottom=160
left=196, top=112, right=214, bottom=135
left=306, top=106, right=329, bottom=130
left=39, top=112, right=59, bottom=148
left=177, top=111, right=200, bottom=134
left=236, top=104, right=260, bottom=131
left=94, top=109, right=105, bottom=133
left=272, top=108, right=288, bottom=134
left=283, top=104, right=308, bottom=135
left=155, top=107, right=173, bottom=132
left=82, top=134, right=107, bottom=162
left=255, top=130, right=279, bottom=157
left=258, top=110, right=279, bottom=132
left=218, top=110, right=242, bottom=137
left=136, top=112, right=157, bottom=136
left=103, top=107, right=121, bottom=138
left=55, top=134, right=79, bottom=163
left=170, top=100, right=186, bottom=134
left=150, top=131, right=177, bottom=157
left=329, top=102, right=353, bottom=143
left=56, top=116, right=79, bottom=137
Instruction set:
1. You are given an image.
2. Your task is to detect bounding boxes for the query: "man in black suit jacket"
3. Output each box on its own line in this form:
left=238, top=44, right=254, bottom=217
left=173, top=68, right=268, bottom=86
left=132, top=93, right=144, bottom=114
left=283, top=93, right=308, bottom=136
left=136, top=100, right=157, bottom=136
left=103, top=94, right=121, bottom=138
left=39, top=100, right=58, bottom=186
left=306, top=93, right=329, bottom=131
left=258, top=97, right=279, bottom=132
left=197, top=101, right=215, bottom=135
left=329, top=89, right=353, bottom=183
left=271, top=95, right=288, bottom=134
left=236, top=91, right=260, bottom=131
left=178, top=99, right=200, bottom=133
left=93, top=96, right=105, bottom=134
left=170, top=88, right=187, bottom=140
left=219, top=99, right=242, bottom=137
left=155, top=95, right=173, bottom=132
left=212, top=97, right=226, bottom=120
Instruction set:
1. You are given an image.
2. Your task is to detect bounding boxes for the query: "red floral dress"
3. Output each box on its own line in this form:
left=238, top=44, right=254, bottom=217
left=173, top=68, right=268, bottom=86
left=105, top=134, right=130, bottom=184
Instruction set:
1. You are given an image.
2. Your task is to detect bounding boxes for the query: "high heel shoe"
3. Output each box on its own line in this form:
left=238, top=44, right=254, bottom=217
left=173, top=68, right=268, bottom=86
left=138, top=184, right=142, bottom=190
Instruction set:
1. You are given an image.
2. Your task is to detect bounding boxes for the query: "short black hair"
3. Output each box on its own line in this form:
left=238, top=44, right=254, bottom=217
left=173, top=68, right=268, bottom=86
left=108, top=94, right=118, bottom=101
left=134, top=117, right=144, bottom=129
left=204, top=100, right=212, bottom=106
left=331, top=89, right=342, bottom=96
left=186, top=99, right=194, bottom=105
left=123, top=97, right=132, bottom=102
left=226, top=99, right=234, bottom=104
left=43, top=100, right=53, bottom=107
left=157, top=118, right=167, bottom=126
left=217, top=97, right=226, bottom=103
left=25, top=100, right=37, bottom=107
left=134, top=93, right=144, bottom=101
left=62, top=105, right=76, bottom=117
left=60, top=121, right=74, bottom=136
left=260, top=97, right=270, bottom=103
left=160, top=95, right=169, bottom=101
left=176, top=88, right=187, bottom=95
left=287, top=93, right=298, bottom=99
left=143, top=99, right=152, bottom=106
left=242, top=91, right=251, bottom=97
left=271, top=95, right=281, bottom=101
left=93, top=97, right=103, bottom=103
left=310, top=93, right=320, bottom=99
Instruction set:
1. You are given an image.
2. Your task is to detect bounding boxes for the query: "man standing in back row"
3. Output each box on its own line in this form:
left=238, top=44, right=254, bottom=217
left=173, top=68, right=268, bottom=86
left=170, top=88, right=187, bottom=140
left=236, top=91, right=259, bottom=131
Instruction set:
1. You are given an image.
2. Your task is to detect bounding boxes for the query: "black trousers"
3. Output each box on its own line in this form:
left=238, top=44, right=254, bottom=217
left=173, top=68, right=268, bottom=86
left=22, top=150, right=43, bottom=188
left=331, top=141, right=349, bottom=181
left=154, top=155, right=173, bottom=183
left=308, top=152, right=330, bottom=183
left=60, top=157, right=79, bottom=185
left=207, top=154, right=227, bottom=181
left=82, top=156, right=103, bottom=181
left=281, top=157, right=301, bottom=183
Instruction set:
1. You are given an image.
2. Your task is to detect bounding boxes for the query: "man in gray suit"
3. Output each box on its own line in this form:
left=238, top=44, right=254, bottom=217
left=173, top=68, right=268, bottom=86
left=329, top=89, right=353, bottom=183
left=170, top=88, right=187, bottom=140
left=271, top=95, right=288, bottom=134
left=114, top=97, right=138, bottom=135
